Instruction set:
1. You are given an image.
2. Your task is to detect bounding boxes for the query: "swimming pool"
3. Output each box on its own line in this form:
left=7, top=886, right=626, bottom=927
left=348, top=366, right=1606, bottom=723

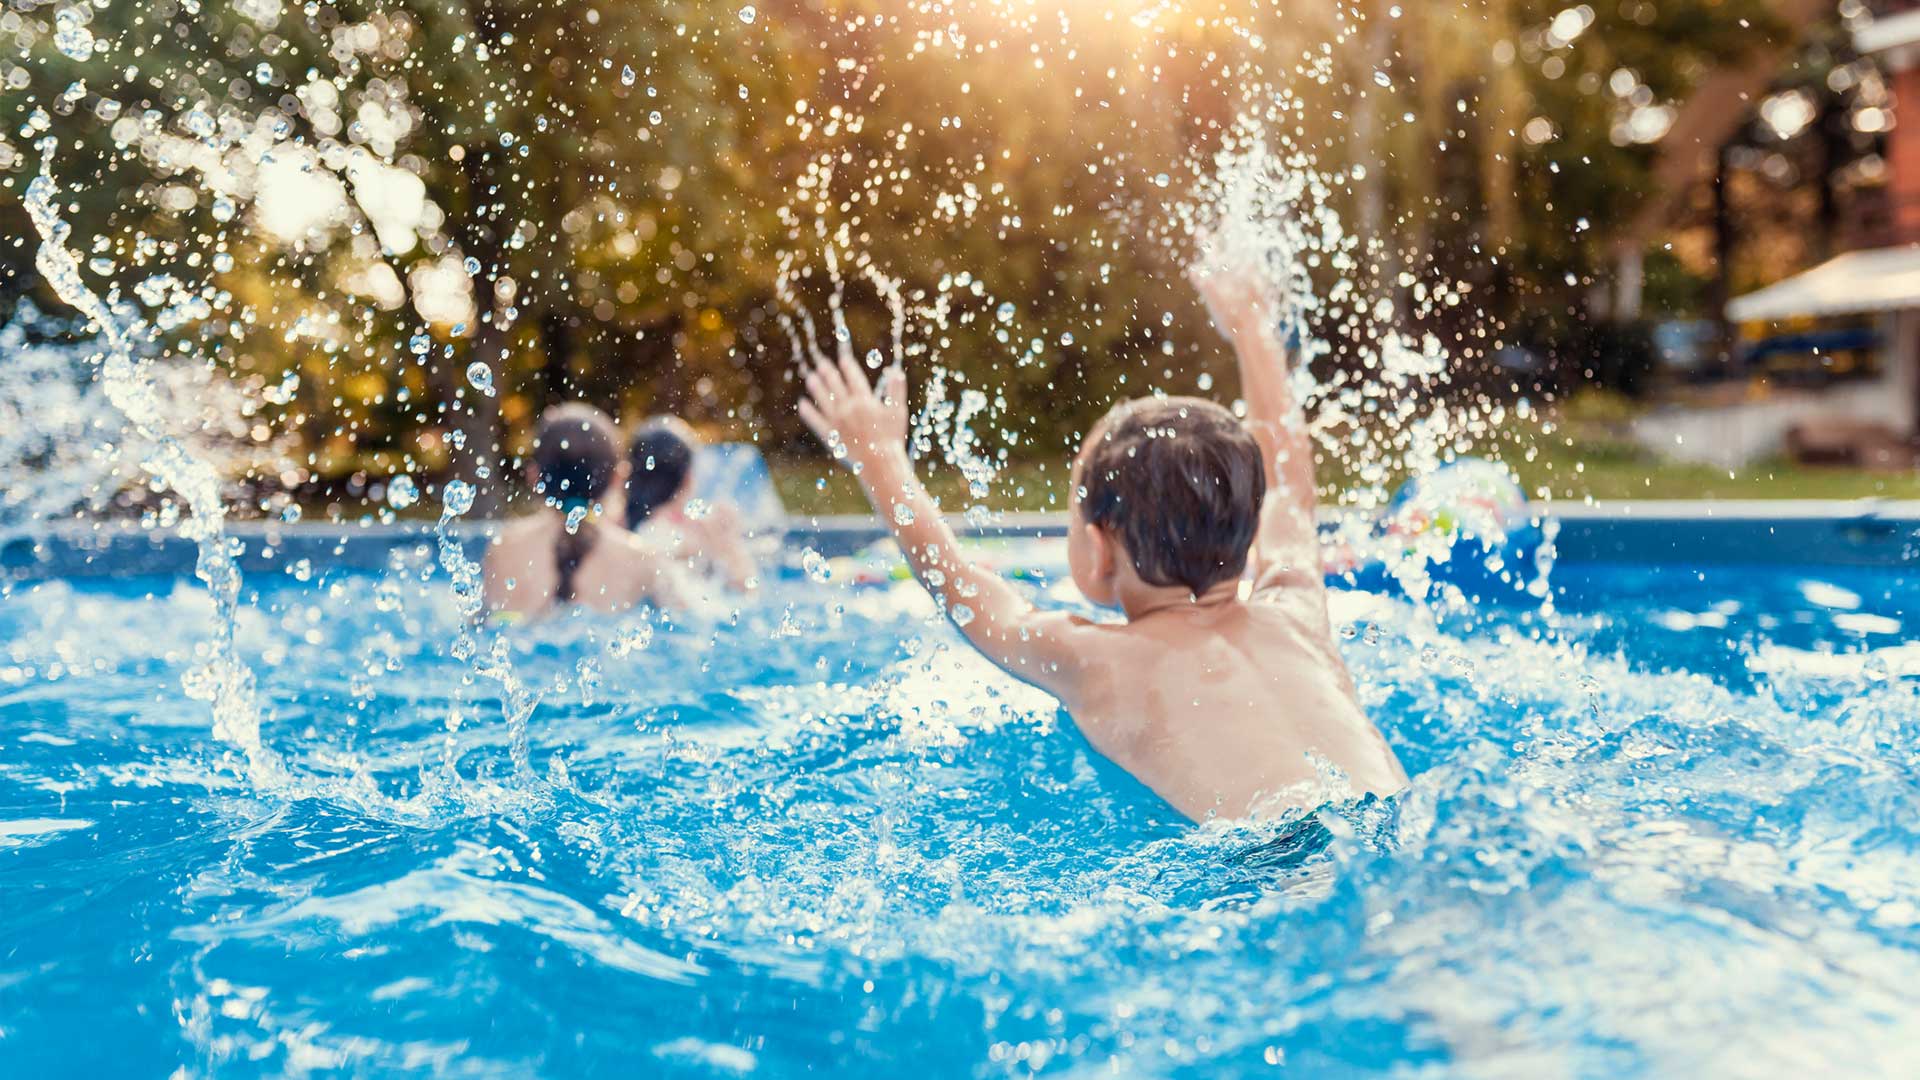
left=3, top=516, right=1918, bottom=1076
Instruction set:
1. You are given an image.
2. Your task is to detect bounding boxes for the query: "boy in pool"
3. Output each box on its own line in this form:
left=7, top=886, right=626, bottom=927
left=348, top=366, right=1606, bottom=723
left=795, top=262, right=1405, bottom=822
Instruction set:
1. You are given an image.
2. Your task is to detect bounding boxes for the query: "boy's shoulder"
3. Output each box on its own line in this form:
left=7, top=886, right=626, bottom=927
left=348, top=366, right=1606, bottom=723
left=1109, top=594, right=1320, bottom=652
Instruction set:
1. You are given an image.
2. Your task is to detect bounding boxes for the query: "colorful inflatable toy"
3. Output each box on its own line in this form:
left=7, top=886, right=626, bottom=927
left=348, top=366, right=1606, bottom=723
left=1330, top=458, right=1545, bottom=599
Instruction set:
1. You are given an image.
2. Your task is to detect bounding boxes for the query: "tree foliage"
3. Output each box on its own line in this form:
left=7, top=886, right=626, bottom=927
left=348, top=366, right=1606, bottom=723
left=0, top=0, right=1799, bottom=514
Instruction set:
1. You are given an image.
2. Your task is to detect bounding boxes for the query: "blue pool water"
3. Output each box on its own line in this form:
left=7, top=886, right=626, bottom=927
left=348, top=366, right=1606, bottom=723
left=2, top=547, right=1918, bottom=1076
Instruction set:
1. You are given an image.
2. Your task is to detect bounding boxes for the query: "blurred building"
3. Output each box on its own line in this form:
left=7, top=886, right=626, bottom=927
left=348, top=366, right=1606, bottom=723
left=1856, top=2, right=1920, bottom=243
left=1670, top=1, right=1920, bottom=470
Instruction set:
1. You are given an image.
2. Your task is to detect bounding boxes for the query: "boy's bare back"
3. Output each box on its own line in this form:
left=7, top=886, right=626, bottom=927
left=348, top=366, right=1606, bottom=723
left=1048, top=587, right=1404, bottom=820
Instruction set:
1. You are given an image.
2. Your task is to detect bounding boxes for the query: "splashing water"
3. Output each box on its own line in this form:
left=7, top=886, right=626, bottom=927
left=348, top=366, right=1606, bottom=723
left=466, top=362, right=497, bottom=397
left=4, top=557, right=1918, bottom=1073
left=7, top=1, right=1908, bottom=1073
left=23, top=146, right=281, bottom=783
left=0, top=305, right=127, bottom=529
left=1176, top=91, right=1525, bottom=599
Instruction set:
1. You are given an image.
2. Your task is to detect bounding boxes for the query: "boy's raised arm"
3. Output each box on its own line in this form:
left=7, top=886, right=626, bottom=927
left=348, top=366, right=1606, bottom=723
left=1190, top=262, right=1325, bottom=594
left=798, top=348, right=1087, bottom=697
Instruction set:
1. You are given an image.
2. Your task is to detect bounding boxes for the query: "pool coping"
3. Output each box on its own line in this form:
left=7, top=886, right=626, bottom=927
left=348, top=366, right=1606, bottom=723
left=3, top=500, right=1917, bottom=579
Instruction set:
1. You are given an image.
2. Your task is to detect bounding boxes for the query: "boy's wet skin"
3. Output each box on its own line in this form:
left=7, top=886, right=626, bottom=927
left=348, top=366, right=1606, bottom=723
left=797, top=260, right=1407, bottom=821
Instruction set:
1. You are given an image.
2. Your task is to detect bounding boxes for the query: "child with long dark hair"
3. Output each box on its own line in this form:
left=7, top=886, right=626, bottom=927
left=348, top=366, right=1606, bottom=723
left=622, top=416, right=758, bottom=591
left=482, top=404, right=686, bottom=618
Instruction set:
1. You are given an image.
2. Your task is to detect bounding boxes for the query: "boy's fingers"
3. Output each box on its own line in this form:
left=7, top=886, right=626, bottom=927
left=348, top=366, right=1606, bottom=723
left=815, top=359, right=846, bottom=402
left=804, top=367, right=833, bottom=406
left=813, top=356, right=850, bottom=401
left=880, top=364, right=906, bottom=408
left=837, top=347, right=870, bottom=401
left=797, top=397, right=831, bottom=442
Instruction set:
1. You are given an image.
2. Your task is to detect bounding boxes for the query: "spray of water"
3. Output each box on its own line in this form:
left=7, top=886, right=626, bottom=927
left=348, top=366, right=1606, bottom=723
left=1175, top=90, right=1537, bottom=606
left=23, top=142, right=283, bottom=783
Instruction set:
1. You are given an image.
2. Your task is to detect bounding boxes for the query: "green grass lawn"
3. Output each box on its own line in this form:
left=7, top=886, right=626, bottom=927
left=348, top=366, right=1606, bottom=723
left=770, top=424, right=1920, bottom=517
left=299, top=416, right=1920, bottom=522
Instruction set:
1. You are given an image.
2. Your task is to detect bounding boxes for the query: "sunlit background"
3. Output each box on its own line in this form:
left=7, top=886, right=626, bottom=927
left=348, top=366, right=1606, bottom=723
left=4, top=0, right=1907, bottom=524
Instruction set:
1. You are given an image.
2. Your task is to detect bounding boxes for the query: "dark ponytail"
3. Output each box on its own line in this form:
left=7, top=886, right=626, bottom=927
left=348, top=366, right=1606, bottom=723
left=531, top=404, right=621, bottom=603
left=625, top=418, right=698, bottom=529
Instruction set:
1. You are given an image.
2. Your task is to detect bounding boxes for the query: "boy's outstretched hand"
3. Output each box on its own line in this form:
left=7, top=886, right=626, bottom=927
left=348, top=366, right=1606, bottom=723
left=1188, top=241, right=1285, bottom=347
left=1190, top=264, right=1267, bottom=344
left=797, top=349, right=908, bottom=471
left=784, top=307, right=1085, bottom=700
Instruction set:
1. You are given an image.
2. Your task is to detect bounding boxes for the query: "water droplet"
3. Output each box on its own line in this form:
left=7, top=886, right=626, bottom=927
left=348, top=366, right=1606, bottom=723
left=1197, top=373, right=1214, bottom=391
left=442, top=480, right=476, bottom=517
left=996, top=302, right=1016, bottom=323
left=621, top=65, right=636, bottom=86
left=53, top=10, right=93, bottom=61
left=738, top=5, right=757, bottom=24
left=465, top=361, right=495, bottom=396
left=608, top=622, right=653, bottom=657
left=893, top=503, right=915, bottom=526
left=950, top=603, right=975, bottom=627
left=386, top=474, right=419, bottom=509
left=373, top=577, right=404, bottom=613
left=773, top=606, right=804, bottom=638
left=1373, top=70, right=1393, bottom=88
left=800, top=548, right=833, bottom=582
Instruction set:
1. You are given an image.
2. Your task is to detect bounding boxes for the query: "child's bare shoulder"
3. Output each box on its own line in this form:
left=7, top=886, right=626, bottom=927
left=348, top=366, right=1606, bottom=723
left=603, top=525, right=664, bottom=564
left=485, top=516, right=545, bottom=568
left=493, top=515, right=546, bottom=544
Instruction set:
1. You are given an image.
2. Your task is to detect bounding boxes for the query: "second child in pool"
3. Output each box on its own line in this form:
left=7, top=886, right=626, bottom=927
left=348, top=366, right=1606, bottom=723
left=795, top=258, right=1406, bottom=822
left=622, top=416, right=759, bottom=592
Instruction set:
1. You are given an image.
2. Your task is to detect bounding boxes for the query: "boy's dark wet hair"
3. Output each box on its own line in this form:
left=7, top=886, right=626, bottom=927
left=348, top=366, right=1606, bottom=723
left=1077, top=396, right=1266, bottom=596
left=625, top=417, right=698, bottom=528
left=531, top=403, right=622, bottom=602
